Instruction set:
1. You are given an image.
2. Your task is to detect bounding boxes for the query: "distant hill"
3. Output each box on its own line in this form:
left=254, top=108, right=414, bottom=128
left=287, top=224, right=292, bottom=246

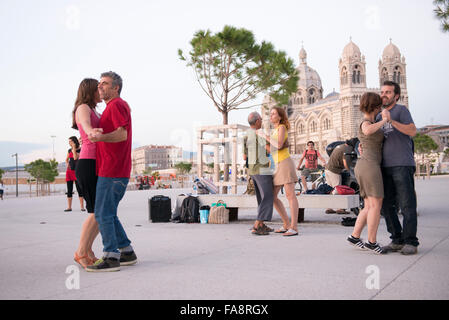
left=1, top=162, right=67, bottom=172
left=0, top=165, right=25, bottom=171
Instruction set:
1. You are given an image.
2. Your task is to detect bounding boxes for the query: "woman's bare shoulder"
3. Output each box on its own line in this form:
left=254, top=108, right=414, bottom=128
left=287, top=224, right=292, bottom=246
left=76, top=104, right=91, bottom=112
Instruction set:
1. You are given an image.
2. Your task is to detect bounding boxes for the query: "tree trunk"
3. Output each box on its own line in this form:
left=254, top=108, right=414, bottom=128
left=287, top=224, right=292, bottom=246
left=222, top=111, right=229, bottom=194
left=222, top=111, right=228, bottom=125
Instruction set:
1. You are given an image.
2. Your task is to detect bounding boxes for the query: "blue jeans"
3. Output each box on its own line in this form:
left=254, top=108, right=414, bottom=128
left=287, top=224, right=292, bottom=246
left=381, top=166, right=419, bottom=247
left=95, top=177, right=131, bottom=258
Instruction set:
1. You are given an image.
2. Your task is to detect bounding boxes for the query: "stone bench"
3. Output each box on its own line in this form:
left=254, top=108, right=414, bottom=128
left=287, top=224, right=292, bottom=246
left=175, top=194, right=359, bottom=222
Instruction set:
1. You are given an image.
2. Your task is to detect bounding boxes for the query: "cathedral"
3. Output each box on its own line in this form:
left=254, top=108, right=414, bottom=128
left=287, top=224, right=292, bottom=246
left=261, top=39, right=409, bottom=156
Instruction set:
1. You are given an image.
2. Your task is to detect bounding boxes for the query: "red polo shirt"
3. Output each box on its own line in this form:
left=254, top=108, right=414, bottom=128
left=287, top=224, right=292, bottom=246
left=96, top=97, right=132, bottom=178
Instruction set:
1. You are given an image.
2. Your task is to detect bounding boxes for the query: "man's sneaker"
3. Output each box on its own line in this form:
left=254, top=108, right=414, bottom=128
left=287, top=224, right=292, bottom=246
left=86, top=257, right=120, bottom=272
left=347, top=235, right=365, bottom=250
left=120, top=251, right=138, bottom=266
left=400, top=244, right=418, bottom=255
left=364, top=241, right=387, bottom=255
left=382, top=242, right=404, bottom=252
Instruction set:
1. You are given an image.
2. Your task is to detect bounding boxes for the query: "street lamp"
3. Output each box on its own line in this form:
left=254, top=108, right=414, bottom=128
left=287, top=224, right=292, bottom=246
left=50, top=135, right=56, bottom=160
left=11, top=153, right=18, bottom=197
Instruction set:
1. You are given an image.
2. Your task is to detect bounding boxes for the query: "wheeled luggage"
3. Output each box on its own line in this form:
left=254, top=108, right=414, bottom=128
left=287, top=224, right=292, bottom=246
left=148, top=195, right=172, bottom=222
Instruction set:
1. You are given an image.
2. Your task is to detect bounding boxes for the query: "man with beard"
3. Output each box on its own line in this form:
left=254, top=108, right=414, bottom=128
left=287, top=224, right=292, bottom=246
left=376, top=80, right=418, bottom=255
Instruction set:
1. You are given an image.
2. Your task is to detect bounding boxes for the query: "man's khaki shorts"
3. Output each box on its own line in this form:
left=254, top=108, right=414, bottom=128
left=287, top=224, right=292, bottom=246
left=301, top=167, right=320, bottom=177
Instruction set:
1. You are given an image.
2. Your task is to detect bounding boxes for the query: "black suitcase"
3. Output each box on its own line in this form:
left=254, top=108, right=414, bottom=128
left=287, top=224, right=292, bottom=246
left=148, top=195, right=171, bottom=222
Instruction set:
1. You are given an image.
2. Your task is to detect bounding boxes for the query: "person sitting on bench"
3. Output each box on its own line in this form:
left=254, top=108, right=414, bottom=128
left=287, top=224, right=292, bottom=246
left=297, top=141, right=326, bottom=192
left=325, top=138, right=358, bottom=214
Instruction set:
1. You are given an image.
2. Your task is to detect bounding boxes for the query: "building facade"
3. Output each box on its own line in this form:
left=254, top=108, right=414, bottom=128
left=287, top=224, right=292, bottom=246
left=132, top=145, right=183, bottom=174
left=418, top=125, right=449, bottom=151
left=261, top=39, right=409, bottom=156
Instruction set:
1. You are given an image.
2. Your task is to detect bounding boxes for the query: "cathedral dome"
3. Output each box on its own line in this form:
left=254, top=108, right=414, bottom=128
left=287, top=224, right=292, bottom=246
left=296, top=47, right=322, bottom=90
left=382, top=40, right=401, bottom=60
left=325, top=89, right=339, bottom=99
left=342, top=39, right=361, bottom=59
left=296, top=64, right=322, bottom=90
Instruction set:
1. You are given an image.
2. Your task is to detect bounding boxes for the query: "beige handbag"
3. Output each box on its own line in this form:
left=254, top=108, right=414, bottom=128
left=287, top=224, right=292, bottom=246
left=208, top=203, right=229, bottom=224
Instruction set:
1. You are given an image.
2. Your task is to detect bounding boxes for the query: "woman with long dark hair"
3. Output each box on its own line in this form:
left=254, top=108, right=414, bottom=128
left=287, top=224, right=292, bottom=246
left=71, top=78, right=102, bottom=268
left=65, top=136, right=85, bottom=212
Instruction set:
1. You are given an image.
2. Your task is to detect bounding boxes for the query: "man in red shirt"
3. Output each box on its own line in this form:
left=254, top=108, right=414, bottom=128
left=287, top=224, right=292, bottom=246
left=86, top=71, right=137, bottom=272
left=296, top=141, right=326, bottom=192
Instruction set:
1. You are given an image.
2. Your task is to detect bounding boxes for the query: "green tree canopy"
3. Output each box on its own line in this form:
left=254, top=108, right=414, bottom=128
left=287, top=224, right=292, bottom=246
left=174, top=162, right=192, bottom=175
left=0, top=168, right=4, bottom=180
left=152, top=171, right=161, bottom=181
left=25, top=159, right=59, bottom=183
left=179, top=25, right=299, bottom=124
left=434, top=0, right=449, bottom=32
left=413, top=133, right=439, bottom=154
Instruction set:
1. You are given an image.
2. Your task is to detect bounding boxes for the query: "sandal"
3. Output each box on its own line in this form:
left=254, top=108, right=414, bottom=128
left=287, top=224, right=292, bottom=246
left=251, top=223, right=274, bottom=233
left=275, top=226, right=288, bottom=233
left=283, top=229, right=299, bottom=237
left=262, top=224, right=274, bottom=232
left=252, top=226, right=269, bottom=236
left=74, top=252, right=90, bottom=269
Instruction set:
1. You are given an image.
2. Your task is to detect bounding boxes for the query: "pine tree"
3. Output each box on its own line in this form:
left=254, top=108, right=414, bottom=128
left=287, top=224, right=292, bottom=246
left=179, top=26, right=298, bottom=192
left=179, top=25, right=298, bottom=124
left=434, top=0, right=449, bottom=32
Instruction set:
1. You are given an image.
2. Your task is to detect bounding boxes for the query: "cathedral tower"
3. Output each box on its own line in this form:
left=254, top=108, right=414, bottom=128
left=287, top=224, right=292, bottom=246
left=378, top=39, right=408, bottom=107
left=338, top=39, right=367, bottom=140
left=293, top=46, right=323, bottom=109
left=339, top=38, right=367, bottom=92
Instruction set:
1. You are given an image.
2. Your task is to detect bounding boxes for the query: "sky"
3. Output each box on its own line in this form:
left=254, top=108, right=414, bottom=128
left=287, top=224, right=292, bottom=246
left=1, top=0, right=448, bottom=167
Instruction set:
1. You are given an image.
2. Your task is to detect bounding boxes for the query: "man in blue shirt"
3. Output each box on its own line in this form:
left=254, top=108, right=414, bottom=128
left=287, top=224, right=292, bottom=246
left=377, top=81, right=419, bottom=255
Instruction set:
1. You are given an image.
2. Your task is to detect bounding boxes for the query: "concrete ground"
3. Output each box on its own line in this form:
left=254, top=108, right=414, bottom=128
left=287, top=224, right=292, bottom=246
left=0, top=176, right=448, bottom=300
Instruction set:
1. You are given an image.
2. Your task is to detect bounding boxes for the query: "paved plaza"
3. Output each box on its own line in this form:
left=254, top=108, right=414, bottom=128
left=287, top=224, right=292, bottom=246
left=0, top=176, right=448, bottom=300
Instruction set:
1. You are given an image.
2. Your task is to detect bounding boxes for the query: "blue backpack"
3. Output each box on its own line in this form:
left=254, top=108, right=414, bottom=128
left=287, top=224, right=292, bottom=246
left=305, top=183, right=333, bottom=195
